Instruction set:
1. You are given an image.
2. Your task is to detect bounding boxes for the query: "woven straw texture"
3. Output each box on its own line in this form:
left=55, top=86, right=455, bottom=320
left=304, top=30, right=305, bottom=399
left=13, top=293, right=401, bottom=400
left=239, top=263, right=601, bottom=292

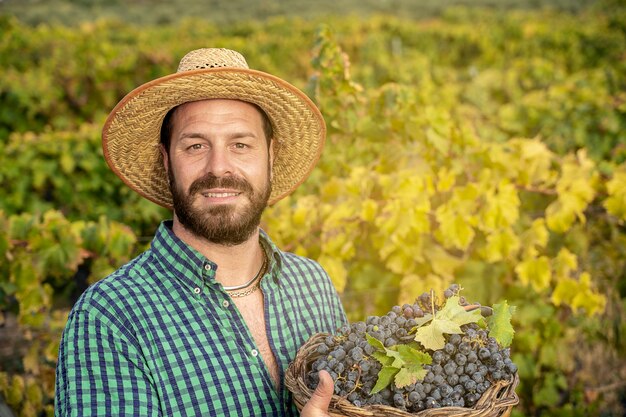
left=102, top=48, right=325, bottom=208
left=286, top=333, right=520, bottom=417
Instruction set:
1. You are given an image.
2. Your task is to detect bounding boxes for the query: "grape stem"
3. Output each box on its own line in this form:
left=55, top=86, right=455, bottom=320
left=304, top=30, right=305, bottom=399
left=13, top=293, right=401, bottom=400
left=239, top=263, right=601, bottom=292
left=464, top=304, right=494, bottom=314
left=430, top=289, right=436, bottom=315
left=340, top=364, right=362, bottom=399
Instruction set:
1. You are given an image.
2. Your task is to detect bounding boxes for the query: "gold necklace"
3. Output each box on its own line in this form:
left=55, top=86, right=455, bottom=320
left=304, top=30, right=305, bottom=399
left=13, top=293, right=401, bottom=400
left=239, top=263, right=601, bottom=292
left=225, top=249, right=268, bottom=298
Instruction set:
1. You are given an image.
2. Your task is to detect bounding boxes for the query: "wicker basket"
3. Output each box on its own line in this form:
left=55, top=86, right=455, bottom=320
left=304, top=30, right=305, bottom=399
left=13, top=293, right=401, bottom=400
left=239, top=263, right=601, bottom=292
left=286, top=333, right=520, bottom=417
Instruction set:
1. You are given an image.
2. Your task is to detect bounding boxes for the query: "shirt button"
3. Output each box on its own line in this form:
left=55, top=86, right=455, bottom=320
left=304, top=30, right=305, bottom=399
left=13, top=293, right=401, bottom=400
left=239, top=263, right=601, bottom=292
left=193, top=287, right=201, bottom=294
left=204, top=264, right=211, bottom=271
left=251, top=349, right=259, bottom=357
left=222, top=300, right=230, bottom=308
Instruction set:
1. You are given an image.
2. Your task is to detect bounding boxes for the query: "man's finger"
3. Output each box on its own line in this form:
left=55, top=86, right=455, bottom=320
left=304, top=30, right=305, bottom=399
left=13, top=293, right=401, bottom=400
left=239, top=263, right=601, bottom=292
left=301, top=370, right=334, bottom=416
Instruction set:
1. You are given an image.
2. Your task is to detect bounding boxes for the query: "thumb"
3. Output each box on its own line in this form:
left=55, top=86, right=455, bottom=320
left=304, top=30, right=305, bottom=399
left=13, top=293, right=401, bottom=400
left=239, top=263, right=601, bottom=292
left=301, top=370, right=334, bottom=416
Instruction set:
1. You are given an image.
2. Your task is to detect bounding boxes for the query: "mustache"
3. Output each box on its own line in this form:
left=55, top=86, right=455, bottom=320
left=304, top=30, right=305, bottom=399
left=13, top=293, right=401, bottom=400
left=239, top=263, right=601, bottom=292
left=188, top=174, right=253, bottom=196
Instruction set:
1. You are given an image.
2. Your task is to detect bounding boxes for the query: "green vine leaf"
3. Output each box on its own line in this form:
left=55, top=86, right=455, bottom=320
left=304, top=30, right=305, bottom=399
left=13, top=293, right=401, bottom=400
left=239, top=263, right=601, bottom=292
left=414, top=296, right=482, bottom=350
left=367, top=333, right=432, bottom=392
left=393, top=345, right=431, bottom=388
left=488, top=301, right=516, bottom=347
left=366, top=333, right=385, bottom=350
left=371, top=366, right=399, bottom=394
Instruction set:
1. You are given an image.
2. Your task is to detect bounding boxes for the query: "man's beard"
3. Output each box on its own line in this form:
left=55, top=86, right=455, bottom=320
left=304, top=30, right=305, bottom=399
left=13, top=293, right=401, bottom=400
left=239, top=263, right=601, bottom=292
left=169, top=165, right=271, bottom=246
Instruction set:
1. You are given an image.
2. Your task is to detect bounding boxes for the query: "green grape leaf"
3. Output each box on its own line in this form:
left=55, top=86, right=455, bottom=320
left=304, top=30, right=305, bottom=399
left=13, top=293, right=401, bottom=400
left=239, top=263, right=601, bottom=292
left=414, top=296, right=482, bottom=350
left=369, top=336, right=432, bottom=391
left=371, top=366, right=399, bottom=394
left=394, top=366, right=423, bottom=388
left=414, top=318, right=462, bottom=350
left=367, top=334, right=397, bottom=367
left=396, top=344, right=432, bottom=366
left=488, top=301, right=516, bottom=347
left=371, top=351, right=394, bottom=367
left=366, top=333, right=385, bottom=351
left=386, top=348, right=404, bottom=368
left=437, top=296, right=483, bottom=326
left=412, top=313, right=434, bottom=328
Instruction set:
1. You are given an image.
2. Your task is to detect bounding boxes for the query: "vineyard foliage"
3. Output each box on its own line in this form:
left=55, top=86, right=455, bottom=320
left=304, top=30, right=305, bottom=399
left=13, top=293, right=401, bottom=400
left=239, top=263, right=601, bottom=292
left=1, top=3, right=626, bottom=416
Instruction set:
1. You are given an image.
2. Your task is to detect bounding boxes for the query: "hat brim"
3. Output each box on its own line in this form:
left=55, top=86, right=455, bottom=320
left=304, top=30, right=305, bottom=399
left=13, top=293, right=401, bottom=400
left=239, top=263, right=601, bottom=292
left=102, top=68, right=325, bottom=208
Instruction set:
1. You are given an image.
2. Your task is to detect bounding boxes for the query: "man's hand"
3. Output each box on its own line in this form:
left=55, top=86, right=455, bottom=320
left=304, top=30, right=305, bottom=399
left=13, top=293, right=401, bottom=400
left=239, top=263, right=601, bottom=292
left=300, top=370, right=334, bottom=416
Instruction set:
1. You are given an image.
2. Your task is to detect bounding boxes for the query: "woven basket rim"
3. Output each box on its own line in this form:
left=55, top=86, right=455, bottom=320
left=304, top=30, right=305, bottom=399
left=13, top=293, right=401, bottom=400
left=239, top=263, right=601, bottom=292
left=286, top=333, right=520, bottom=417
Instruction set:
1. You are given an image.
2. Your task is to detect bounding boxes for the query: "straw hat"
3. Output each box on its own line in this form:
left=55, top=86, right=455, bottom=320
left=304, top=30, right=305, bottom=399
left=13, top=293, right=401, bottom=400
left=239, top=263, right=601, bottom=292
left=102, top=48, right=326, bottom=208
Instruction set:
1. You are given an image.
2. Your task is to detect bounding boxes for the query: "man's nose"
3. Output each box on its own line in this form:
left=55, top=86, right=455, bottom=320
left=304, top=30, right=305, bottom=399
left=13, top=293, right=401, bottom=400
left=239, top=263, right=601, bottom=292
left=205, top=148, right=233, bottom=177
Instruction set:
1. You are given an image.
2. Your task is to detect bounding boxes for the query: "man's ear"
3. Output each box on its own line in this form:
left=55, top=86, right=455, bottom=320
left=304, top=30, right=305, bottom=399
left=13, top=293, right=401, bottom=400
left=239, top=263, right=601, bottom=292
left=160, top=144, right=170, bottom=175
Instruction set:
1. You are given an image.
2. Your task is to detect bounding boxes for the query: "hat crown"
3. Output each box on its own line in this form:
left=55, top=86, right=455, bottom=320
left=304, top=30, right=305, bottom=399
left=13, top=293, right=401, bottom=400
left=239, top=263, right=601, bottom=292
left=177, top=48, right=249, bottom=72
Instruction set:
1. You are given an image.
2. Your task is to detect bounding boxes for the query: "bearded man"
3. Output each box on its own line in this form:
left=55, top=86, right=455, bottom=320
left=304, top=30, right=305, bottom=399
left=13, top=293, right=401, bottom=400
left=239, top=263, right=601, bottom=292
left=55, top=48, right=346, bottom=417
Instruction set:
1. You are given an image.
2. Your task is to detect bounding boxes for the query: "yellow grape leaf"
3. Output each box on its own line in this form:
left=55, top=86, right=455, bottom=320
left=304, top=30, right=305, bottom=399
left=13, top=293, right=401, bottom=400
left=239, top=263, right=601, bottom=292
left=482, top=228, right=521, bottom=262
left=399, top=274, right=444, bottom=305
left=322, top=233, right=355, bottom=259
left=480, top=181, right=520, bottom=231
left=423, top=243, right=462, bottom=279
left=515, top=256, right=552, bottom=292
left=604, top=171, right=626, bottom=222
left=552, top=273, right=606, bottom=316
left=545, top=196, right=579, bottom=233
left=436, top=167, right=456, bottom=192
left=7, top=374, right=24, bottom=407
left=385, top=250, right=414, bottom=274
left=361, top=198, right=378, bottom=222
left=426, top=127, right=450, bottom=155
left=320, top=177, right=344, bottom=201
left=547, top=156, right=597, bottom=232
left=25, top=379, right=44, bottom=408
left=323, top=202, right=356, bottom=228
left=106, top=221, right=138, bottom=261
left=520, top=218, right=549, bottom=257
left=292, top=204, right=310, bottom=227
left=23, top=343, right=41, bottom=375
left=517, top=138, right=555, bottom=186
left=294, top=244, right=308, bottom=257
left=317, top=255, right=347, bottom=292
left=553, top=248, right=578, bottom=279
left=435, top=204, right=475, bottom=251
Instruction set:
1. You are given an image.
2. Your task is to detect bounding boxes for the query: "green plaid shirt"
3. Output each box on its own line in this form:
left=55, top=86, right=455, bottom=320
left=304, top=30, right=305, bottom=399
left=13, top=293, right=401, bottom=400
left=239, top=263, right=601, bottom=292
left=55, top=221, right=346, bottom=416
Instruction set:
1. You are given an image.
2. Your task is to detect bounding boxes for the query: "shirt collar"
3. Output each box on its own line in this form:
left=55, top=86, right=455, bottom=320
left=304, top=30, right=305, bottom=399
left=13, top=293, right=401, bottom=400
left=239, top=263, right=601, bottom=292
left=151, top=221, right=284, bottom=291
left=259, top=228, right=283, bottom=285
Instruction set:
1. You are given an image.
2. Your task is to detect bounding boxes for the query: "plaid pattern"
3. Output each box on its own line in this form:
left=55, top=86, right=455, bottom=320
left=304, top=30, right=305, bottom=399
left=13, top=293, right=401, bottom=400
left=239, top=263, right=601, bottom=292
left=55, top=221, right=346, bottom=416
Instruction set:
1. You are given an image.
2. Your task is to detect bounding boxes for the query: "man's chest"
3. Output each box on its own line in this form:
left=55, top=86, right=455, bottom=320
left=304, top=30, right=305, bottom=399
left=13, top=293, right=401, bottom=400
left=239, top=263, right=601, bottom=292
left=138, top=295, right=289, bottom=415
left=232, top=290, right=281, bottom=388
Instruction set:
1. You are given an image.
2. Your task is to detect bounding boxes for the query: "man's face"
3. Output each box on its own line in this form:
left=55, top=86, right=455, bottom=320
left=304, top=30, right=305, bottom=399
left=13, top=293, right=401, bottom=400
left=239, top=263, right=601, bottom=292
left=163, top=99, right=273, bottom=245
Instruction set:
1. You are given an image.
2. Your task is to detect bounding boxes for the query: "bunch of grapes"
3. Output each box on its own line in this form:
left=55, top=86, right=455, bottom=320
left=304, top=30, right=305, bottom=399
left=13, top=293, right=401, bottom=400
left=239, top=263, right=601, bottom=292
left=305, top=285, right=517, bottom=412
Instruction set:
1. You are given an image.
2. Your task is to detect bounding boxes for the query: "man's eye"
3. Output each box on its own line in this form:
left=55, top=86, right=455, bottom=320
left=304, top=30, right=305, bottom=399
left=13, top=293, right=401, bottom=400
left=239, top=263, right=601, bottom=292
left=234, top=143, right=247, bottom=149
left=189, top=144, right=203, bottom=150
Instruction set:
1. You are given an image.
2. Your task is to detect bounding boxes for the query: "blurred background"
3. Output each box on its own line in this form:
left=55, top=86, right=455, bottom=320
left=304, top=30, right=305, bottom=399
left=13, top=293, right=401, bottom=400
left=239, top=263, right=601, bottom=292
left=0, top=0, right=625, bottom=415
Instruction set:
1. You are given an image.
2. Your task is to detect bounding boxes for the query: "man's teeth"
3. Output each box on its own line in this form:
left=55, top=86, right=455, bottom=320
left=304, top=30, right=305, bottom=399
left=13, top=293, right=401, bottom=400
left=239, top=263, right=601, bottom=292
left=202, top=192, right=239, bottom=198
